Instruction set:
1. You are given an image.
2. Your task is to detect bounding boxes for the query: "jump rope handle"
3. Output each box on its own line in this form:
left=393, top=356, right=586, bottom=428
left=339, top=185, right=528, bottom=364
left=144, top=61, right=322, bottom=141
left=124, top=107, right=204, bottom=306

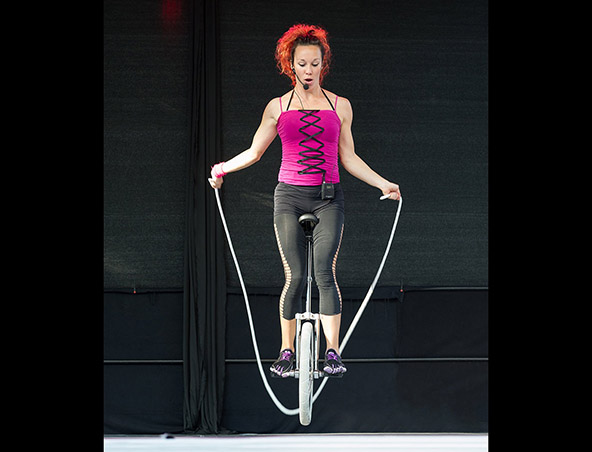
left=380, top=194, right=401, bottom=201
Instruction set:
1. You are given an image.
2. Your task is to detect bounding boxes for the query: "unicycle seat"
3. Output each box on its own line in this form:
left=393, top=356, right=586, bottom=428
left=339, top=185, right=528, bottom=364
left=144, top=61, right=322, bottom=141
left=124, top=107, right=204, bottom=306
left=298, top=213, right=319, bottom=237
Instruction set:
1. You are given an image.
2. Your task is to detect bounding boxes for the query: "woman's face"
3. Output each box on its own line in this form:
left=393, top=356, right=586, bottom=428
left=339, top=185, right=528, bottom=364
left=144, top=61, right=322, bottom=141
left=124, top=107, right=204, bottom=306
left=292, top=44, right=323, bottom=89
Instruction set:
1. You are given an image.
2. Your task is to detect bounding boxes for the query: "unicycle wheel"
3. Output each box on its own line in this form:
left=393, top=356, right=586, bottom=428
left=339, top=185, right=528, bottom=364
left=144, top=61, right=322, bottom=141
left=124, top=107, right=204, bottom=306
left=298, top=321, right=314, bottom=425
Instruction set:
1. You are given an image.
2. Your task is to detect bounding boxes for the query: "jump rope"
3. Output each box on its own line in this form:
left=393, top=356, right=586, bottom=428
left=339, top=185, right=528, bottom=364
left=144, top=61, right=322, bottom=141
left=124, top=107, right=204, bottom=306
left=213, top=187, right=402, bottom=416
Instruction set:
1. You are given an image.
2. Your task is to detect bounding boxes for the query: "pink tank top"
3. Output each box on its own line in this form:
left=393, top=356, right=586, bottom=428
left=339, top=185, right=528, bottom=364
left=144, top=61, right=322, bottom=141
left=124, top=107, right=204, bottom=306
left=277, top=91, right=341, bottom=186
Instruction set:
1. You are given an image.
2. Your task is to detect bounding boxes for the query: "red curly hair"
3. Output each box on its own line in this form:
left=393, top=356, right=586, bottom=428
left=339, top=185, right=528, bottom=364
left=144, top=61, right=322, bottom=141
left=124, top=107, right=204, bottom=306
left=275, top=24, right=332, bottom=87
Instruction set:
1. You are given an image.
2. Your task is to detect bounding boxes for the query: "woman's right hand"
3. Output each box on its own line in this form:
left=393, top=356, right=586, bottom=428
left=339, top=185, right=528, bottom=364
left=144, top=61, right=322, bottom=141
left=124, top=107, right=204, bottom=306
left=208, top=175, right=223, bottom=189
left=209, top=162, right=226, bottom=189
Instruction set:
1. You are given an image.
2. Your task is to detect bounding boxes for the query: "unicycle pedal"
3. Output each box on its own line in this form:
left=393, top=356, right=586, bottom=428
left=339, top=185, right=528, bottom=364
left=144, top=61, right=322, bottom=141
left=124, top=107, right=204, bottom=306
left=270, top=369, right=295, bottom=379
left=322, top=371, right=345, bottom=378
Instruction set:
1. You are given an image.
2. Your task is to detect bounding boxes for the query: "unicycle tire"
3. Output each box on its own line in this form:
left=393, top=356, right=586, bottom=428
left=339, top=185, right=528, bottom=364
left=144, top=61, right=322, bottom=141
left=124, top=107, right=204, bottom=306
left=298, top=321, right=314, bottom=425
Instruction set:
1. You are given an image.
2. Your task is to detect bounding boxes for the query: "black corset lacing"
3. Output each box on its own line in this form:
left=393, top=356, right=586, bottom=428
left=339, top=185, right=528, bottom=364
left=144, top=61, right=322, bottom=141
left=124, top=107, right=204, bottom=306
left=297, top=110, right=326, bottom=176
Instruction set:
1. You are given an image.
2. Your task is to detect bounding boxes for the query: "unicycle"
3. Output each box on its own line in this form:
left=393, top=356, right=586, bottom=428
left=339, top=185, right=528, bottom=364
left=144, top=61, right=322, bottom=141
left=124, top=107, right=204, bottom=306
left=294, top=212, right=324, bottom=426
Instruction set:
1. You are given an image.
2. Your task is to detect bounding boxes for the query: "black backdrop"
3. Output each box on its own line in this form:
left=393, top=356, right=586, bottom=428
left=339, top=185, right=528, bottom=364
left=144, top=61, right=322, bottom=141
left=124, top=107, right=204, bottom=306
left=219, top=0, right=488, bottom=289
left=104, top=0, right=488, bottom=435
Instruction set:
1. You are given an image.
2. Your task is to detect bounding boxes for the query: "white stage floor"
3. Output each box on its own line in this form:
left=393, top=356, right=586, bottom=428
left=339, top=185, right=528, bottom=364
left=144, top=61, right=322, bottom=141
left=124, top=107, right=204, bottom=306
left=104, top=434, right=488, bottom=451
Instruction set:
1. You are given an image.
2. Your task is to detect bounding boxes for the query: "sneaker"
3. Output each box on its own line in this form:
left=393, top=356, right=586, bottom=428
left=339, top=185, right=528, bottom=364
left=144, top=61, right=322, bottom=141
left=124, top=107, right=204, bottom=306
left=270, top=348, right=294, bottom=378
left=323, top=349, right=347, bottom=376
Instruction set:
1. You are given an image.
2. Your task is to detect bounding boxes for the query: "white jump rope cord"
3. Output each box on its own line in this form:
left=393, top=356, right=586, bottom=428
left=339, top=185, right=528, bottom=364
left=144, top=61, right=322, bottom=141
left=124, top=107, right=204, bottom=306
left=213, top=187, right=402, bottom=416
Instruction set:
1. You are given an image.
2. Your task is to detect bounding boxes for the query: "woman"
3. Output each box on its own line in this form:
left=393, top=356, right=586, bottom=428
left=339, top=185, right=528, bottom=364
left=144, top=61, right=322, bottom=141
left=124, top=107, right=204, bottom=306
left=209, top=24, right=401, bottom=377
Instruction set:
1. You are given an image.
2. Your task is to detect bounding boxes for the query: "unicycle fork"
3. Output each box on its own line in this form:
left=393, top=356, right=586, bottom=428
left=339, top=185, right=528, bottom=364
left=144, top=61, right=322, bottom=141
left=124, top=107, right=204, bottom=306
left=294, top=213, right=323, bottom=426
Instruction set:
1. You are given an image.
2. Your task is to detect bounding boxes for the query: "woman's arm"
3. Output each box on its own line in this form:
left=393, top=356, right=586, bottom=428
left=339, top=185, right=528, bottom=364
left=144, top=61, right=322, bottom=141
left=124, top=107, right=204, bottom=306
left=338, top=97, right=401, bottom=200
left=209, top=98, right=279, bottom=189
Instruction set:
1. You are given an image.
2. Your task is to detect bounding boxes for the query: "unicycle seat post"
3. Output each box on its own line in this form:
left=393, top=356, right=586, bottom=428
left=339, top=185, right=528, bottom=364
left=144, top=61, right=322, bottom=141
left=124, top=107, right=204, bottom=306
left=298, top=213, right=318, bottom=314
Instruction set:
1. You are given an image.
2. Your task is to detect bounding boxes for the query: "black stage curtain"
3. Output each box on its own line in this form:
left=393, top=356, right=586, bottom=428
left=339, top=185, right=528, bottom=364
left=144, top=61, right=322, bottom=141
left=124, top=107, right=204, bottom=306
left=182, top=0, right=227, bottom=434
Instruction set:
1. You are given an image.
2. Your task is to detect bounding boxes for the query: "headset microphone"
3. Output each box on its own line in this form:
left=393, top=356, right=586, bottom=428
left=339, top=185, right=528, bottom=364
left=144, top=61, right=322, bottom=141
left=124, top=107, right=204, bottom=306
left=292, top=67, right=309, bottom=90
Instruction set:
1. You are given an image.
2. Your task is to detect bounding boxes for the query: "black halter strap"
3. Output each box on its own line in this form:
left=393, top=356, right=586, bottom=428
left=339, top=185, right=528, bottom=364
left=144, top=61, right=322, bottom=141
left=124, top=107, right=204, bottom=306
left=285, top=89, right=335, bottom=111
left=321, top=89, right=335, bottom=111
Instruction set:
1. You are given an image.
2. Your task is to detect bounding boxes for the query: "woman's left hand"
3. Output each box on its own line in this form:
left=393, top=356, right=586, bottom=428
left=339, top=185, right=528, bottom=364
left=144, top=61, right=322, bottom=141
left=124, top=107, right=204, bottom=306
left=381, top=182, right=401, bottom=201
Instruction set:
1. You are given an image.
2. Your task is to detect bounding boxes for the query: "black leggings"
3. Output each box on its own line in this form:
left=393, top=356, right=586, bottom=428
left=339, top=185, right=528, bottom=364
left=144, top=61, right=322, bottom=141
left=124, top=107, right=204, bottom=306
left=273, top=182, right=345, bottom=320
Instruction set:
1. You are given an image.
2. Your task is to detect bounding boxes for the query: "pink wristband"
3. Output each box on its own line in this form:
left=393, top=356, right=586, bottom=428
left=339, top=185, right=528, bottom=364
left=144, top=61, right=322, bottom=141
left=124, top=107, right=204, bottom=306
left=211, top=162, right=227, bottom=178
